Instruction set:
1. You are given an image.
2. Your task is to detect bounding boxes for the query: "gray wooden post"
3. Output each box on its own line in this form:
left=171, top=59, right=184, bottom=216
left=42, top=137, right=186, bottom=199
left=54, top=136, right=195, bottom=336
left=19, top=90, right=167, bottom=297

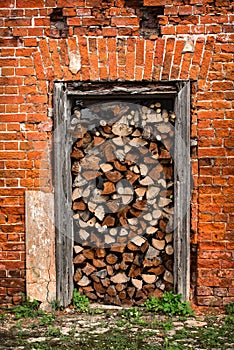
left=174, top=81, right=191, bottom=301
left=53, top=82, right=74, bottom=307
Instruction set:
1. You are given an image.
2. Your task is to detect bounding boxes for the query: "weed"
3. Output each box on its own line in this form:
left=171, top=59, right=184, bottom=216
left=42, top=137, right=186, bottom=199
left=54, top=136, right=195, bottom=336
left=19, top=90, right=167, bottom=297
left=69, top=326, right=77, bottom=336
left=50, top=299, right=62, bottom=312
left=121, top=306, right=143, bottom=322
left=224, top=315, right=234, bottom=324
left=204, top=314, right=217, bottom=326
left=8, top=295, right=45, bottom=319
left=226, top=301, right=234, bottom=315
left=144, top=291, right=194, bottom=317
left=28, top=322, right=39, bottom=329
left=33, top=343, right=54, bottom=350
left=120, top=306, right=147, bottom=326
left=72, top=288, right=90, bottom=312
left=116, top=319, right=128, bottom=327
left=17, top=319, right=22, bottom=328
left=46, top=325, right=61, bottom=336
left=172, top=328, right=189, bottom=339
left=93, top=308, right=105, bottom=314
left=163, top=321, right=173, bottom=331
left=0, top=313, right=6, bottom=324
left=40, top=313, right=55, bottom=325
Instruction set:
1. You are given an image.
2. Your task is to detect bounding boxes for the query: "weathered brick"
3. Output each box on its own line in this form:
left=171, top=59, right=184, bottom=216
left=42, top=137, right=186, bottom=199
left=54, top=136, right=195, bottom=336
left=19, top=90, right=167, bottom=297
left=16, top=0, right=44, bottom=7
left=144, top=0, right=166, bottom=5
left=111, top=17, right=139, bottom=27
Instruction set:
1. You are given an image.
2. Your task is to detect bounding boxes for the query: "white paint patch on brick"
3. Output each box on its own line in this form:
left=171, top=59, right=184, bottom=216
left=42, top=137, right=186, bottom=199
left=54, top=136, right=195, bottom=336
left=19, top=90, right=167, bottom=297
left=69, top=50, right=81, bottom=74
left=26, top=191, right=56, bottom=310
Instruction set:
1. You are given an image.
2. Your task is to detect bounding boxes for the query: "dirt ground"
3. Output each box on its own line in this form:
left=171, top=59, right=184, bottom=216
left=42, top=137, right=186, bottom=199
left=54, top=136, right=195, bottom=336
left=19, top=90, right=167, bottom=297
left=0, top=304, right=233, bottom=350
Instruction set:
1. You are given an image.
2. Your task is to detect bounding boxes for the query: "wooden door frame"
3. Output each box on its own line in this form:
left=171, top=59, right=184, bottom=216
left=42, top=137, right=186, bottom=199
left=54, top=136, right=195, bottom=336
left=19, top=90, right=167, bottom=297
left=53, top=81, right=191, bottom=306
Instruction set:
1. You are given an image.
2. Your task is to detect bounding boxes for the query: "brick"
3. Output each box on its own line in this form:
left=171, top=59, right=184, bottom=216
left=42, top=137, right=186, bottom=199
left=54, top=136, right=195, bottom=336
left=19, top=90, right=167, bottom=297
left=154, top=38, right=165, bottom=66
left=33, top=52, right=45, bottom=80
left=143, top=0, right=166, bottom=5
left=5, top=18, right=31, bottom=26
left=176, top=25, right=190, bottom=34
left=0, top=59, right=18, bottom=67
left=98, top=38, right=107, bottom=65
left=0, top=170, right=25, bottom=178
left=67, top=17, right=81, bottom=26
left=34, top=18, right=50, bottom=26
left=51, top=50, right=63, bottom=79
left=15, top=68, right=35, bottom=76
left=198, top=147, right=226, bottom=157
left=198, top=259, right=220, bottom=268
left=24, top=38, right=37, bottom=47
left=161, top=26, right=176, bottom=35
left=197, top=110, right=224, bottom=120
left=0, top=0, right=15, bottom=7
left=197, top=296, right=222, bottom=306
left=0, top=96, right=24, bottom=104
left=77, top=8, right=91, bottom=16
left=180, top=53, right=193, bottom=80
left=107, top=40, right=117, bottom=80
left=178, top=6, right=193, bottom=15
left=221, top=44, right=234, bottom=53
left=85, top=0, right=103, bottom=5
left=136, top=39, right=145, bottom=66
left=83, top=17, right=110, bottom=26
left=103, top=27, right=117, bottom=37
left=212, top=81, right=233, bottom=91
left=20, top=58, right=33, bottom=67
left=16, top=0, right=44, bottom=7
left=57, top=0, right=83, bottom=6
left=27, top=28, right=43, bottom=36
left=111, top=17, right=139, bottom=27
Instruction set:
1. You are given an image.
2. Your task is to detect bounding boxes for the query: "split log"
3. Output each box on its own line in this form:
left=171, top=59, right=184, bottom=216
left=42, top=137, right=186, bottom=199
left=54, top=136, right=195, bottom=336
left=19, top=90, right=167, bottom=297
left=127, top=287, right=135, bottom=298
left=132, top=278, right=143, bottom=290
left=92, top=259, right=106, bottom=268
left=102, top=215, right=115, bottom=227
left=94, top=282, right=106, bottom=294
left=142, top=274, right=157, bottom=284
left=73, top=200, right=86, bottom=211
left=82, top=171, right=102, bottom=181
left=148, top=265, right=165, bottom=275
left=83, top=263, right=96, bottom=276
left=74, top=268, right=82, bottom=282
left=107, top=285, right=117, bottom=297
left=78, top=276, right=91, bottom=287
left=113, top=159, right=127, bottom=171
left=164, top=270, right=173, bottom=284
left=152, top=239, right=165, bottom=251
left=96, top=248, right=106, bottom=258
left=73, top=254, right=86, bottom=265
left=106, top=254, right=118, bottom=265
left=111, top=273, right=130, bottom=284
left=105, top=170, right=123, bottom=183
left=100, top=163, right=113, bottom=172
left=165, top=245, right=174, bottom=255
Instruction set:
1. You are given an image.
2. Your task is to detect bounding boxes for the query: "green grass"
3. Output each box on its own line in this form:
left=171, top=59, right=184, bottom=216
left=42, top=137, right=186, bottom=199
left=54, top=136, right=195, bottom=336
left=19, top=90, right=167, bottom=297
left=144, top=291, right=194, bottom=317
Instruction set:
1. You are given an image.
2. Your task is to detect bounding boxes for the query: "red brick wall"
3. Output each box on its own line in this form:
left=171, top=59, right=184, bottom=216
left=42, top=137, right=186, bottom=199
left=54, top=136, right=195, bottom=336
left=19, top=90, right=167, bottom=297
left=0, top=0, right=233, bottom=307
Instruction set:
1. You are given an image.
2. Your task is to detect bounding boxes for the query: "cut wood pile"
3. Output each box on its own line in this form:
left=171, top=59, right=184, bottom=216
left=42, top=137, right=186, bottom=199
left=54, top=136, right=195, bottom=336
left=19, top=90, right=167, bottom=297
left=70, top=101, right=175, bottom=306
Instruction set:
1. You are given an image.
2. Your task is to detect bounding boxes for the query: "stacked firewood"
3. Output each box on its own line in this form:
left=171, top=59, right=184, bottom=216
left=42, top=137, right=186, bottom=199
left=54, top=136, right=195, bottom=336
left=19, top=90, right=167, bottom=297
left=70, top=101, right=175, bottom=306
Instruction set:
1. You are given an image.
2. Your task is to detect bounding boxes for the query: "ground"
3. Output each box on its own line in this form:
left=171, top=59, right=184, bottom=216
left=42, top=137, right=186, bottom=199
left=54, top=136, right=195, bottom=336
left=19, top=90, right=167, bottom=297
left=0, top=304, right=233, bottom=350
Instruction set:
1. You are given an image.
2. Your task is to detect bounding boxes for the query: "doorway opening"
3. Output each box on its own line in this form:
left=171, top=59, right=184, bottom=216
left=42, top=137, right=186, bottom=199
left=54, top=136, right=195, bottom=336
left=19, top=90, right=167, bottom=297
left=53, top=82, right=191, bottom=307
